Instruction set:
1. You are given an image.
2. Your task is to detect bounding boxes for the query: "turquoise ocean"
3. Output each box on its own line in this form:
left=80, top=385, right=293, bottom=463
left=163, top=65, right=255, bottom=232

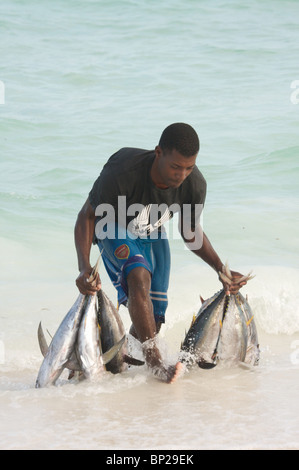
left=1, top=0, right=299, bottom=450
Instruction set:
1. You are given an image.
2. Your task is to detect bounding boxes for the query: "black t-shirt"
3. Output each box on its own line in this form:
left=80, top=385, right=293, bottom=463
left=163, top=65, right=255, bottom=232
left=89, top=147, right=207, bottom=240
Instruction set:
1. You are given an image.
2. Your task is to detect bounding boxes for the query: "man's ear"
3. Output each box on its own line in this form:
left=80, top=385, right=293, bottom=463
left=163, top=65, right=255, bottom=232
left=155, top=145, right=163, bottom=160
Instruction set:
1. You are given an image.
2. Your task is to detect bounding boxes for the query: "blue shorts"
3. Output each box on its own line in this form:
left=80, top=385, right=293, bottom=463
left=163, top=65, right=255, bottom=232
left=97, top=225, right=170, bottom=324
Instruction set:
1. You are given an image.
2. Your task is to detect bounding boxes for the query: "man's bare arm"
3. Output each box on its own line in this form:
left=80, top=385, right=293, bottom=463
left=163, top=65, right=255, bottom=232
left=180, top=223, right=246, bottom=294
left=74, top=198, right=101, bottom=295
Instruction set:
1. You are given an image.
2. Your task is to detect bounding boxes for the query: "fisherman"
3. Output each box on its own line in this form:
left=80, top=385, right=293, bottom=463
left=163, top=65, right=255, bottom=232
left=74, top=123, right=247, bottom=384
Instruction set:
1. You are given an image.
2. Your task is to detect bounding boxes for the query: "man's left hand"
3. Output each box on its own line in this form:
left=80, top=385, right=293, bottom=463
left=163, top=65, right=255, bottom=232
left=219, top=269, right=247, bottom=295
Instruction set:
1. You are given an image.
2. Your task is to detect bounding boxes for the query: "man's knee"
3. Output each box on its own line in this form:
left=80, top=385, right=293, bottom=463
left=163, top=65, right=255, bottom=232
left=127, top=266, right=151, bottom=293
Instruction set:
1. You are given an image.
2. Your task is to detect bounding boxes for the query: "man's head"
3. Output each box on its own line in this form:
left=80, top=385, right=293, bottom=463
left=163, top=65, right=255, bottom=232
left=152, top=123, right=200, bottom=189
left=159, top=122, right=200, bottom=157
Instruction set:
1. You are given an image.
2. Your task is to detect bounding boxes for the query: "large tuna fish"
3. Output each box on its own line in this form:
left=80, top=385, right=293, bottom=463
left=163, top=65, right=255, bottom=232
left=35, top=257, right=104, bottom=387
left=76, top=293, right=126, bottom=381
left=35, top=293, right=86, bottom=388
left=36, top=254, right=143, bottom=386
left=97, top=289, right=142, bottom=374
left=180, top=268, right=259, bottom=369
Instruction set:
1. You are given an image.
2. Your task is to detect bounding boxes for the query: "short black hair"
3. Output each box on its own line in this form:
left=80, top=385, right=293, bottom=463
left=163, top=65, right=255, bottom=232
left=159, top=123, right=200, bottom=157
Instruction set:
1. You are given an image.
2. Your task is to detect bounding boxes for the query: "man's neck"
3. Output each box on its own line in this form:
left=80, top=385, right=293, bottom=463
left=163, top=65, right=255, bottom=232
left=150, top=158, right=169, bottom=189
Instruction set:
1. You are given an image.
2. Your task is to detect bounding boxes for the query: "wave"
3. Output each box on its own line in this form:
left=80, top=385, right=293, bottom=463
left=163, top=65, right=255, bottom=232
left=166, top=264, right=299, bottom=337
left=203, top=145, right=299, bottom=192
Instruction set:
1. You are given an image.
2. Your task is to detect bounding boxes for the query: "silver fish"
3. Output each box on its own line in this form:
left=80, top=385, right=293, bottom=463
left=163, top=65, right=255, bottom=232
left=180, top=289, right=228, bottom=369
left=35, top=293, right=86, bottom=388
left=217, top=294, right=248, bottom=365
left=37, top=290, right=141, bottom=381
left=38, top=310, right=126, bottom=380
left=180, top=287, right=260, bottom=369
left=218, top=265, right=259, bottom=366
left=76, top=293, right=126, bottom=380
left=76, top=294, right=105, bottom=379
left=97, top=289, right=129, bottom=374
left=38, top=321, right=82, bottom=371
left=235, top=292, right=260, bottom=366
left=36, top=257, right=101, bottom=388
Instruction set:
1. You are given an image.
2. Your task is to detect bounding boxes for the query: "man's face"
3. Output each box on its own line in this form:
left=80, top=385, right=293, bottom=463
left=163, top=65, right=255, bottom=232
left=154, top=146, right=197, bottom=189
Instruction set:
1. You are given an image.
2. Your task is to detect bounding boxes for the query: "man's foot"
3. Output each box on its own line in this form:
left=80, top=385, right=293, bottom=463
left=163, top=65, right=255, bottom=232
left=142, top=339, right=185, bottom=384
left=151, top=361, right=185, bottom=384
left=166, top=362, right=185, bottom=384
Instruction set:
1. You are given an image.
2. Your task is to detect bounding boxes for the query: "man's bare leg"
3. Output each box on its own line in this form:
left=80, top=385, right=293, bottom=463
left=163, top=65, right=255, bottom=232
left=129, top=321, right=162, bottom=338
left=127, top=267, right=182, bottom=383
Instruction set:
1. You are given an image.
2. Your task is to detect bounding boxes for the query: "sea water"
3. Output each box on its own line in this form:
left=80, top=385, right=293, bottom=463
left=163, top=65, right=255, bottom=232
left=0, top=0, right=299, bottom=450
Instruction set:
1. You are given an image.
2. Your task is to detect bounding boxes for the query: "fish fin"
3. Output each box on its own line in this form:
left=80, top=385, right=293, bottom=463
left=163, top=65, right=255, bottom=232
left=219, top=271, right=233, bottom=285
left=237, top=271, right=256, bottom=283
left=102, top=335, right=126, bottom=365
left=190, top=314, right=197, bottom=328
left=37, top=322, right=49, bottom=357
left=224, top=261, right=233, bottom=280
left=200, top=296, right=205, bottom=304
left=246, top=315, right=254, bottom=326
left=88, top=253, right=102, bottom=285
left=46, top=329, right=53, bottom=340
left=123, top=354, right=145, bottom=366
left=219, top=319, right=223, bottom=329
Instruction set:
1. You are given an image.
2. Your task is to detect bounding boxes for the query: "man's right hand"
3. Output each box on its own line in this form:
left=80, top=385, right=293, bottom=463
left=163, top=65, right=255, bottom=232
left=76, top=267, right=101, bottom=295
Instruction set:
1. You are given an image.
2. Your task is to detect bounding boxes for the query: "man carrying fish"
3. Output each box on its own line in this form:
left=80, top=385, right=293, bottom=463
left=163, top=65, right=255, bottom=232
left=74, top=123, right=247, bottom=384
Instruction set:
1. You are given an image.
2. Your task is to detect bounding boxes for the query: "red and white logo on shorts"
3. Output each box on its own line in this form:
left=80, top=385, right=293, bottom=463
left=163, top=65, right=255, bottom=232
left=114, top=244, right=130, bottom=259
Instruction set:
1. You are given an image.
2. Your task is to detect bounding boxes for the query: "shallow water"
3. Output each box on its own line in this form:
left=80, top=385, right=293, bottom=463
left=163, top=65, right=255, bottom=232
left=1, top=264, right=299, bottom=450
